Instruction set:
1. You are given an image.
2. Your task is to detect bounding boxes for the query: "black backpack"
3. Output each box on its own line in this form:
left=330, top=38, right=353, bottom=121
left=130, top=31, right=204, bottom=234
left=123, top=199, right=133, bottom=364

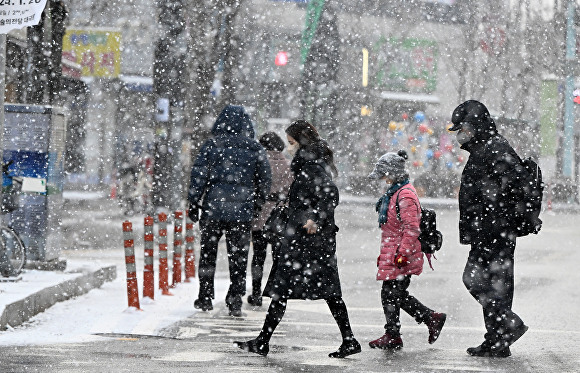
left=395, top=188, right=443, bottom=254
left=512, top=157, right=543, bottom=237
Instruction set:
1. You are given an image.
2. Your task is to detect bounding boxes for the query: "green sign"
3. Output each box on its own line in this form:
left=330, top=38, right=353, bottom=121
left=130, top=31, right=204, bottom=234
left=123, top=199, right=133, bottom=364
left=300, top=0, right=325, bottom=65
left=372, top=36, right=438, bottom=93
left=540, top=80, right=558, bottom=156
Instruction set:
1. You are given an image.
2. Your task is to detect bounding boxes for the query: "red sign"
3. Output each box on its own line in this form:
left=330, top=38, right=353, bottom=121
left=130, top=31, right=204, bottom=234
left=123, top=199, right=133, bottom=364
left=480, top=27, right=506, bottom=56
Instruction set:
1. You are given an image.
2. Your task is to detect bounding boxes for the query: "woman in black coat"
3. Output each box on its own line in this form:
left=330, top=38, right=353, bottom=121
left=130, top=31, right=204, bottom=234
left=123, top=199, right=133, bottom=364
left=235, top=120, right=361, bottom=358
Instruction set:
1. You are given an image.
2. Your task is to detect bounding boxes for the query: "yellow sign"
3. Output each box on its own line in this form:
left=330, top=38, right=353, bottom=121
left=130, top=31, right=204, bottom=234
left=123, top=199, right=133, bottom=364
left=62, top=29, right=121, bottom=78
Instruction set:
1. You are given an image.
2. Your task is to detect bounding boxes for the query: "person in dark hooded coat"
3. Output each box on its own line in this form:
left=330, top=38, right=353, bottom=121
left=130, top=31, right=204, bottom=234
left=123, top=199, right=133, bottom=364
left=449, top=100, right=529, bottom=358
left=234, top=120, right=361, bottom=359
left=188, top=105, right=271, bottom=317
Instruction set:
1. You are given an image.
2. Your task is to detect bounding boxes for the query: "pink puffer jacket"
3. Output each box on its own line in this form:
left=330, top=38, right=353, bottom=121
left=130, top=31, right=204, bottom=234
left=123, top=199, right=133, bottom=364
left=376, top=185, right=423, bottom=281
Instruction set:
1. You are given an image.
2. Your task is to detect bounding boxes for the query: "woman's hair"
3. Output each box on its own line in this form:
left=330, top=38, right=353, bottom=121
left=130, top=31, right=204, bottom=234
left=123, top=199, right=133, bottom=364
left=285, top=120, right=338, bottom=176
left=259, top=132, right=285, bottom=152
left=285, top=120, right=321, bottom=146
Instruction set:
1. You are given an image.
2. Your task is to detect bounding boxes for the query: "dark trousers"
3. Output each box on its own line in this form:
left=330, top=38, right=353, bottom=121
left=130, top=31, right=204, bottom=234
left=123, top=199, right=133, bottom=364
left=249, top=229, right=281, bottom=297
left=198, top=220, right=251, bottom=308
left=462, top=235, right=524, bottom=343
left=381, top=275, right=432, bottom=337
left=257, top=296, right=355, bottom=343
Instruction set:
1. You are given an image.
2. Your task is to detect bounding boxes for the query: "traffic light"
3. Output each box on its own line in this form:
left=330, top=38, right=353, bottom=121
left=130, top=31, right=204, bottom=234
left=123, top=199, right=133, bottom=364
left=275, top=51, right=288, bottom=66
left=574, top=89, right=580, bottom=104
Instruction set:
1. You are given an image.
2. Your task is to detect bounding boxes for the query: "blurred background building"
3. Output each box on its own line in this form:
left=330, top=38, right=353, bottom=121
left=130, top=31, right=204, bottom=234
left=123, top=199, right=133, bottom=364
left=2, top=0, right=575, bottom=203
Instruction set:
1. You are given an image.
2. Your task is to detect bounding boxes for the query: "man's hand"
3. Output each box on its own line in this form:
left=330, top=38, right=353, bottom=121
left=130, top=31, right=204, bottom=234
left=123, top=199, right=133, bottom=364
left=303, top=219, right=318, bottom=234
left=188, top=204, right=199, bottom=222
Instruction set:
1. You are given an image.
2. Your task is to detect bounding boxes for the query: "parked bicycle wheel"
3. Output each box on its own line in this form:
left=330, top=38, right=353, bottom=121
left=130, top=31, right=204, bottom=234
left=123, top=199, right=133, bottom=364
left=0, top=226, right=26, bottom=277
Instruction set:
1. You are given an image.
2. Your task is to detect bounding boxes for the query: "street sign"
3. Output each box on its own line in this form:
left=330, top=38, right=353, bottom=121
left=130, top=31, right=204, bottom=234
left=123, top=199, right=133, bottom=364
left=62, top=29, right=122, bottom=78
left=0, top=0, right=48, bottom=34
left=156, top=98, right=169, bottom=122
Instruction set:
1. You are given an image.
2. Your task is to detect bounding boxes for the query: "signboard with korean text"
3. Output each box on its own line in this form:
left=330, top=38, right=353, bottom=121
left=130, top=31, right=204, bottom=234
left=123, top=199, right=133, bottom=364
left=0, top=0, right=47, bottom=34
left=62, top=29, right=121, bottom=78
left=372, top=36, right=438, bottom=94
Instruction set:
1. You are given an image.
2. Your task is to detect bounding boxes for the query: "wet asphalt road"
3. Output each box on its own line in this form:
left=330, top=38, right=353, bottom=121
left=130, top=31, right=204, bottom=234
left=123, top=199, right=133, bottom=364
left=0, top=199, right=579, bottom=373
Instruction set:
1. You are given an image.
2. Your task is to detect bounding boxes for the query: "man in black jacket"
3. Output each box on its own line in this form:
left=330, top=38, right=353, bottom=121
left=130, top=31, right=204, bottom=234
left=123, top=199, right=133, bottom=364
left=188, top=105, right=271, bottom=316
left=449, top=100, right=528, bottom=357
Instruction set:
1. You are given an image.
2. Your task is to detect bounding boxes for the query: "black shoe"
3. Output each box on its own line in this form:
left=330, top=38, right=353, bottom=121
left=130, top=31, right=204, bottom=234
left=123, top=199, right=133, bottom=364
left=467, top=340, right=511, bottom=358
left=504, top=324, right=528, bottom=347
left=234, top=339, right=269, bottom=356
left=194, top=298, right=213, bottom=311
left=247, top=294, right=262, bottom=307
left=229, top=307, right=242, bottom=317
left=329, top=338, right=362, bottom=358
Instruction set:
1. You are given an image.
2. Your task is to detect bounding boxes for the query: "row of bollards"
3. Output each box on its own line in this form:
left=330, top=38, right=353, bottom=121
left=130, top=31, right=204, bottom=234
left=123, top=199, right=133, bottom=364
left=123, top=211, right=196, bottom=310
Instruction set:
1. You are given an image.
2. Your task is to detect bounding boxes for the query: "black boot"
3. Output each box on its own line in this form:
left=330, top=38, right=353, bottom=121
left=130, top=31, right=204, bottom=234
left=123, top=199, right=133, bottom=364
left=234, top=338, right=269, bottom=356
left=193, top=297, right=213, bottom=311
left=328, top=338, right=362, bottom=358
left=504, top=324, right=528, bottom=347
left=467, top=340, right=511, bottom=358
left=227, top=295, right=243, bottom=317
left=247, top=294, right=262, bottom=307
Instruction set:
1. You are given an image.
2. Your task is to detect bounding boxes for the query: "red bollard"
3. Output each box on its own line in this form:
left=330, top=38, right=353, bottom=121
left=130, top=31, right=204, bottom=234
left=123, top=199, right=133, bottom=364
left=171, top=210, right=183, bottom=286
left=123, top=221, right=141, bottom=310
left=143, top=216, right=155, bottom=300
left=185, top=213, right=196, bottom=282
left=158, top=213, right=173, bottom=295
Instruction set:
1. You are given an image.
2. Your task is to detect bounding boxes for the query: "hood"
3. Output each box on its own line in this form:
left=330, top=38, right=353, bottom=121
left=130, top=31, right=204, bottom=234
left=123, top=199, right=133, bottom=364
left=211, top=105, right=255, bottom=138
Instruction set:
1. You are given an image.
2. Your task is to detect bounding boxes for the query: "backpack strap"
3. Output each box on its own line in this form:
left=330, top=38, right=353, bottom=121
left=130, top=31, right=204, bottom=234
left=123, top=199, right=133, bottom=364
left=395, top=187, right=421, bottom=221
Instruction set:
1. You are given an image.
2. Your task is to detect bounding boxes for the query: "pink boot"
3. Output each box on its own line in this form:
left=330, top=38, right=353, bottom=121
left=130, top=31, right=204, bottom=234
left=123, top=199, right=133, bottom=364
left=426, top=312, right=447, bottom=344
left=369, top=333, right=403, bottom=350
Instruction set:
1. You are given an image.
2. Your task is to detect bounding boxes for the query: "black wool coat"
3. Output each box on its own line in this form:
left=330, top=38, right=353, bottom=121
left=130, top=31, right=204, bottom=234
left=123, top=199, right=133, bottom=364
left=458, top=130, right=527, bottom=245
left=264, top=146, right=342, bottom=300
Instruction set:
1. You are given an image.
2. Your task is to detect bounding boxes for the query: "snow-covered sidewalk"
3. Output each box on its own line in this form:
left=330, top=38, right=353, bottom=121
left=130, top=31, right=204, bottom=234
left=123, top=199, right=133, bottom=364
left=0, top=257, right=228, bottom=346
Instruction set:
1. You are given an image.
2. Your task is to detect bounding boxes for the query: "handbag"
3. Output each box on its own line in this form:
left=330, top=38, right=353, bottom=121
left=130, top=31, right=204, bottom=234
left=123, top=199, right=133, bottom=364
left=263, top=201, right=289, bottom=240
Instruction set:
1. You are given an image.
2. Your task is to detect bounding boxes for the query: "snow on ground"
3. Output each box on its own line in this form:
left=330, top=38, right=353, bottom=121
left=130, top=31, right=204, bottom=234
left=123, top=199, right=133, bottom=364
left=0, top=262, right=229, bottom=346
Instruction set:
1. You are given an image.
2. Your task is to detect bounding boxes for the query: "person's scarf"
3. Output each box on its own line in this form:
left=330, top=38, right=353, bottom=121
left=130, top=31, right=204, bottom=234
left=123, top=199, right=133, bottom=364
left=375, top=179, right=409, bottom=228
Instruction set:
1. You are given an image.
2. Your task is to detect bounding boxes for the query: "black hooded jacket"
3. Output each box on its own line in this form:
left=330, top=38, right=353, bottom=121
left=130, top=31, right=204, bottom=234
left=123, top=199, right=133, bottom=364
left=187, top=105, right=272, bottom=222
left=458, top=119, right=527, bottom=244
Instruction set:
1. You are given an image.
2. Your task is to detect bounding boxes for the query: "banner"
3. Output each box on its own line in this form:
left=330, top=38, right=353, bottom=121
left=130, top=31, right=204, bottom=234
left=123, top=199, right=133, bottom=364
left=62, top=29, right=121, bottom=78
left=0, top=0, right=47, bottom=34
left=300, top=0, right=325, bottom=65
left=372, top=36, right=438, bottom=93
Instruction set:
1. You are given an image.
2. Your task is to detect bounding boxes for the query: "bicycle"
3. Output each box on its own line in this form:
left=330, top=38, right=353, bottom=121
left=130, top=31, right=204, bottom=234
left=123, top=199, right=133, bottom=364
left=0, top=160, right=26, bottom=277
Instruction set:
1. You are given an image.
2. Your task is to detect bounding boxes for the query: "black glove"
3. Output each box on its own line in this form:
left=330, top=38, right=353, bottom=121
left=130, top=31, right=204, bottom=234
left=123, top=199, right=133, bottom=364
left=188, top=204, right=199, bottom=222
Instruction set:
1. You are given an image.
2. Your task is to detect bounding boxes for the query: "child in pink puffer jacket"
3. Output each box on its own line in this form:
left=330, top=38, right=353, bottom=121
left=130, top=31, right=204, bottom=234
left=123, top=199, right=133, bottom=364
left=367, top=150, right=446, bottom=351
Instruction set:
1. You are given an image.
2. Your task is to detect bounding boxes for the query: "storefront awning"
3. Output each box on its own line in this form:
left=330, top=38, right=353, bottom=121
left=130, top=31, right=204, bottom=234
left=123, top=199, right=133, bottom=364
left=120, top=75, right=153, bottom=92
left=379, top=91, right=440, bottom=105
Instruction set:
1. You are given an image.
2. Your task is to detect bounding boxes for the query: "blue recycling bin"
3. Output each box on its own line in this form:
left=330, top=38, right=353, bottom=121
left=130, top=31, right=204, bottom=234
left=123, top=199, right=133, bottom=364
left=3, top=104, right=67, bottom=262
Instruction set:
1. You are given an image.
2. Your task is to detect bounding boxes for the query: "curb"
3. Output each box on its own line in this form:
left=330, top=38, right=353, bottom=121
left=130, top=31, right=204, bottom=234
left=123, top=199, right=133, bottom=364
left=340, top=194, right=459, bottom=210
left=0, top=265, right=117, bottom=331
left=340, top=194, right=578, bottom=212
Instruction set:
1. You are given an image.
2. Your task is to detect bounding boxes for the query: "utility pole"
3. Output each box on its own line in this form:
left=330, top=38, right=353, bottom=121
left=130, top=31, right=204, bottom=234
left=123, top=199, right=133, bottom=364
left=26, top=0, right=67, bottom=105
left=27, top=10, right=47, bottom=104
left=153, top=0, right=187, bottom=211
left=48, top=0, right=67, bottom=105
left=563, top=0, right=575, bottom=178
